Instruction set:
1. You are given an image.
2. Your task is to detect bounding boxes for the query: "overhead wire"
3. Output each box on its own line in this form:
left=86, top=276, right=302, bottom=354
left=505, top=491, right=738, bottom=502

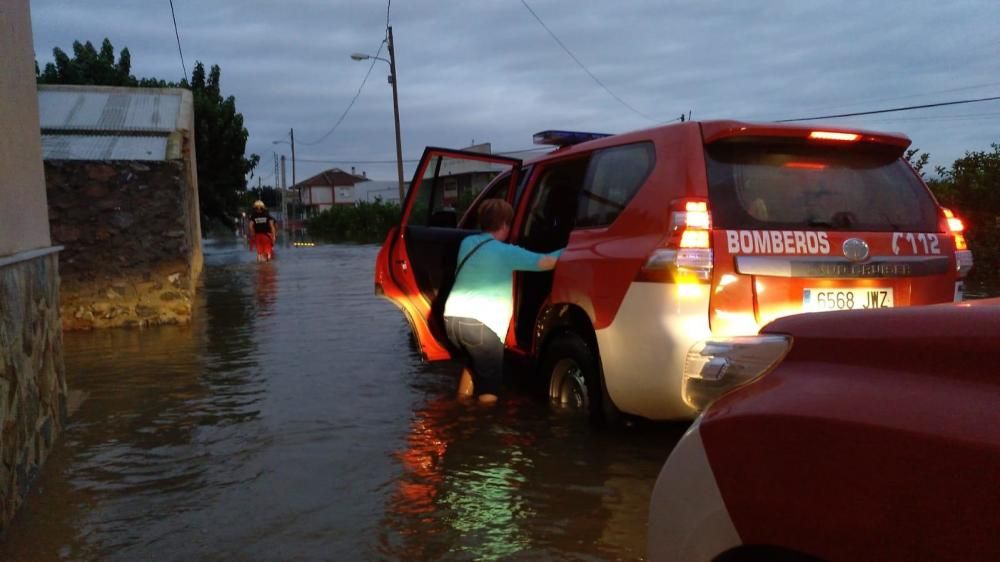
left=519, top=0, right=658, bottom=123
left=298, top=40, right=386, bottom=146
left=796, top=80, right=1000, bottom=114
left=774, top=95, right=1000, bottom=123
left=298, top=0, right=393, bottom=147
left=295, top=146, right=549, bottom=166
left=168, top=0, right=187, bottom=79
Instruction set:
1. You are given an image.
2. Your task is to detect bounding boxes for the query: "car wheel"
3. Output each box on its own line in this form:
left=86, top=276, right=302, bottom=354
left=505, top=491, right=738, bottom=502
left=544, top=333, right=620, bottom=425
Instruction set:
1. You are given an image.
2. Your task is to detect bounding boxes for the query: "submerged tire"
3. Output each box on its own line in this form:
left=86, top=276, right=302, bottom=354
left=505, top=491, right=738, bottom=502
left=543, top=333, right=620, bottom=426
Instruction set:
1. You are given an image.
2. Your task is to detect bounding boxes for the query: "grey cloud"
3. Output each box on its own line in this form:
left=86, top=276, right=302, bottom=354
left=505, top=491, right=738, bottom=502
left=30, top=0, right=1000, bottom=182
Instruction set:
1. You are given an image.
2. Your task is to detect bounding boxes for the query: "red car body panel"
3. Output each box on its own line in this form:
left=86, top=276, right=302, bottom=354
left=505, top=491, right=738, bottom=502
left=699, top=300, right=1000, bottom=560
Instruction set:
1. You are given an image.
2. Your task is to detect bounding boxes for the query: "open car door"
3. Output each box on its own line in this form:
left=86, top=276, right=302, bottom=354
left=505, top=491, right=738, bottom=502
left=375, top=147, right=522, bottom=360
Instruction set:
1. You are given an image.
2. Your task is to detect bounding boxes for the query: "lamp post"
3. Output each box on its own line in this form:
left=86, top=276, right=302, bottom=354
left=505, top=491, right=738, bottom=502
left=351, top=25, right=405, bottom=203
left=271, top=128, right=295, bottom=187
left=272, top=129, right=298, bottom=237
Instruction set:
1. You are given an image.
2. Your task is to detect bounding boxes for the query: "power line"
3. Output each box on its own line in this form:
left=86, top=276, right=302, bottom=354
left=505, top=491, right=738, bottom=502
left=299, top=40, right=386, bottom=146
left=296, top=146, right=550, bottom=165
left=297, top=157, right=420, bottom=164
left=168, top=0, right=187, bottom=79
left=520, top=0, right=657, bottom=123
left=796, top=80, right=1000, bottom=115
left=774, top=95, right=1000, bottom=123
left=850, top=111, right=1000, bottom=124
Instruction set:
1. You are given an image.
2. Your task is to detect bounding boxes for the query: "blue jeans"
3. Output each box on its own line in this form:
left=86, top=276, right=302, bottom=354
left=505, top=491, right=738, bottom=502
left=444, top=316, right=504, bottom=396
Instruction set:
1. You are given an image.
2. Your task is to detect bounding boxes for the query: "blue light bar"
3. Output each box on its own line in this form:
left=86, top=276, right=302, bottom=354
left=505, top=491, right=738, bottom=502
left=532, top=130, right=612, bottom=147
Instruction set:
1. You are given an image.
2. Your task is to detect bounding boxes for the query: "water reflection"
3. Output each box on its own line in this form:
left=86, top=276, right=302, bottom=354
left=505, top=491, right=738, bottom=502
left=380, top=391, right=685, bottom=560
left=0, top=242, right=684, bottom=561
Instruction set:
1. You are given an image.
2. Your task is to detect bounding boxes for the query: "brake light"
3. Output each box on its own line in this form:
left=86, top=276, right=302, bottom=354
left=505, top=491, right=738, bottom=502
left=784, top=161, right=827, bottom=170
left=943, top=208, right=974, bottom=277
left=943, top=208, right=965, bottom=233
left=808, top=131, right=861, bottom=142
left=637, top=199, right=714, bottom=283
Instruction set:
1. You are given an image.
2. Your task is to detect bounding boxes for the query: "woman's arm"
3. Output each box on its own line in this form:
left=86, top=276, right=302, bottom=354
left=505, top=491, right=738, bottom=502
left=500, top=244, right=564, bottom=272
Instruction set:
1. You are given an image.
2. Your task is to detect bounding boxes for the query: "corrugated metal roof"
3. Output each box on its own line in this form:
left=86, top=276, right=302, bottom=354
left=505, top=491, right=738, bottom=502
left=38, top=87, right=182, bottom=133
left=41, top=135, right=168, bottom=161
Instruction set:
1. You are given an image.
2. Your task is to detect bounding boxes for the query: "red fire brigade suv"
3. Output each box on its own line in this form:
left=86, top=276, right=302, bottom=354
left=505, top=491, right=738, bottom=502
left=374, top=120, right=973, bottom=421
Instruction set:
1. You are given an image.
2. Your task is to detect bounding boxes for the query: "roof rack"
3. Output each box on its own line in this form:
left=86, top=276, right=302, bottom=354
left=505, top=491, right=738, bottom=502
left=532, top=130, right=612, bottom=147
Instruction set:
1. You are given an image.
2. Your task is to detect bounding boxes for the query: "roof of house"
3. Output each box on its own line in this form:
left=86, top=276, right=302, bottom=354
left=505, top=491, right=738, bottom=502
left=294, top=168, right=370, bottom=189
left=37, top=85, right=193, bottom=161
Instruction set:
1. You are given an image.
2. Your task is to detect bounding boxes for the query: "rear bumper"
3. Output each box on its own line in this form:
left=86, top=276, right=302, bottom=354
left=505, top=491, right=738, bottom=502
left=596, top=282, right=712, bottom=420
left=648, top=417, right=742, bottom=561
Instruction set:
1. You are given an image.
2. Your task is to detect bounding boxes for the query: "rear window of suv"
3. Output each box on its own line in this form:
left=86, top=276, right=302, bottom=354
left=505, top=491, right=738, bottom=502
left=705, top=142, right=940, bottom=232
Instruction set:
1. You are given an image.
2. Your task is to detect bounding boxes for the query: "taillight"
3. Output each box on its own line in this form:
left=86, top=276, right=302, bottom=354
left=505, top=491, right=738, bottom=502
left=683, top=335, right=792, bottom=411
left=943, top=208, right=973, bottom=277
left=638, top=199, right=714, bottom=283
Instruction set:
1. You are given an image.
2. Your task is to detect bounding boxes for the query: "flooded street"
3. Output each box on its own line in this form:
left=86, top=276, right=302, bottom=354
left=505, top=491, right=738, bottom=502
left=0, top=241, right=684, bottom=561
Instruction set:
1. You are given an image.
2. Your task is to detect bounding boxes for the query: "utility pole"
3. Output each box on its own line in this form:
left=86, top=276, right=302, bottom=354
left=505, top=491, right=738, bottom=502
left=281, top=155, right=288, bottom=244
left=387, top=26, right=405, bottom=203
left=290, top=127, right=296, bottom=187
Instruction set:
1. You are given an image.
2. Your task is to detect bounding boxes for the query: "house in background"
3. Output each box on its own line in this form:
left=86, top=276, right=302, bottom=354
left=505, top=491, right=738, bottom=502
left=294, top=167, right=369, bottom=215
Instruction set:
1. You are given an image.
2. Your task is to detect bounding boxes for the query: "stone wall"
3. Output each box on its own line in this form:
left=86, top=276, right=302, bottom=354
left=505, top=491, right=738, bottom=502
left=46, top=160, right=201, bottom=330
left=0, top=252, right=67, bottom=531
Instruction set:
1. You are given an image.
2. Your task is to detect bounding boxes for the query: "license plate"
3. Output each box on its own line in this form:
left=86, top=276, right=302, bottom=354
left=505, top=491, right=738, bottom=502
left=802, top=288, right=894, bottom=311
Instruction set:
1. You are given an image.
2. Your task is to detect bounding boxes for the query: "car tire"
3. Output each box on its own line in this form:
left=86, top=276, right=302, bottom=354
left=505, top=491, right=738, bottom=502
left=543, top=333, right=621, bottom=425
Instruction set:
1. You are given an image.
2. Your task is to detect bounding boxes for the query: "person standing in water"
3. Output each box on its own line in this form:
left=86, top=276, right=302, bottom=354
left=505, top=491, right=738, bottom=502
left=443, top=199, right=563, bottom=404
left=249, top=200, right=277, bottom=262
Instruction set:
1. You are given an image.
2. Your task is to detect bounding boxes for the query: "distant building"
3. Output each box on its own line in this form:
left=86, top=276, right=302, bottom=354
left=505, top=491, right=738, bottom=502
left=38, top=84, right=202, bottom=330
left=294, top=168, right=369, bottom=214
left=354, top=180, right=405, bottom=204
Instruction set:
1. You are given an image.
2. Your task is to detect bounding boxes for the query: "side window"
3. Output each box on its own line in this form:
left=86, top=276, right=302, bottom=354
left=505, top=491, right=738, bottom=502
left=458, top=171, right=511, bottom=229
left=521, top=157, right=590, bottom=252
left=576, top=142, right=655, bottom=228
left=408, top=154, right=503, bottom=228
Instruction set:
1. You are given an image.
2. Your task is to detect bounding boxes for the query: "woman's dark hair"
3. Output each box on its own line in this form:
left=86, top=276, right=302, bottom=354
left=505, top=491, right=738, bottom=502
left=478, top=199, right=514, bottom=232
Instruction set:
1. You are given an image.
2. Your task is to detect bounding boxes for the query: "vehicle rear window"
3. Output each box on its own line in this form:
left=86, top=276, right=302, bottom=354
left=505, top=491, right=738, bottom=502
left=705, top=142, right=940, bottom=232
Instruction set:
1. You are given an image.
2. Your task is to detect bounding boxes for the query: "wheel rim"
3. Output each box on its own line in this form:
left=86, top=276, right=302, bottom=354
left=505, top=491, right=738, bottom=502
left=552, top=359, right=590, bottom=412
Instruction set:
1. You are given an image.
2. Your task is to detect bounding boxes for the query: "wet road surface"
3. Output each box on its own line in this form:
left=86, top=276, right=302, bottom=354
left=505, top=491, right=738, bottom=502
left=0, top=241, right=686, bottom=561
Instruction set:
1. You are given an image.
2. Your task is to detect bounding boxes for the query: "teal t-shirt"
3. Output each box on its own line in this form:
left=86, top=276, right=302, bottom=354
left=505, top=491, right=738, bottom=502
left=444, top=233, right=563, bottom=339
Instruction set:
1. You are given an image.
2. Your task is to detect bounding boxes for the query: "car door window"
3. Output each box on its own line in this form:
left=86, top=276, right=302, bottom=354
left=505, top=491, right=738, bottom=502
left=521, top=157, right=590, bottom=252
left=576, top=142, right=655, bottom=228
left=408, top=153, right=508, bottom=228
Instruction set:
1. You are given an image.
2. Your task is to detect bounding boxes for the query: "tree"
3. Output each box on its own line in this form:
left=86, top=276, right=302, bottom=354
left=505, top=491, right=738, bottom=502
left=904, top=148, right=930, bottom=179
left=37, top=38, right=259, bottom=228
left=927, top=144, right=1000, bottom=291
left=187, top=62, right=260, bottom=225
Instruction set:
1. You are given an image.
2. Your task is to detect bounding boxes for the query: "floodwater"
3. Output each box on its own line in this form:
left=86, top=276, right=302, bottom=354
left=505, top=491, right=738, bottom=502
left=0, top=241, right=685, bottom=561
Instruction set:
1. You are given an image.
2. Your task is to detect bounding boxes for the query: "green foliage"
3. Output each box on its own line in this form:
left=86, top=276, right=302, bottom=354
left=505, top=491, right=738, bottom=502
left=904, top=148, right=931, bottom=179
left=187, top=62, right=261, bottom=225
left=37, top=38, right=259, bottom=228
left=306, top=201, right=402, bottom=243
left=926, top=143, right=1000, bottom=293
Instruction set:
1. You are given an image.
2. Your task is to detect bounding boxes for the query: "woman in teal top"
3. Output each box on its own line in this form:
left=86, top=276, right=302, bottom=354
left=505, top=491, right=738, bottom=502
left=444, top=199, right=562, bottom=404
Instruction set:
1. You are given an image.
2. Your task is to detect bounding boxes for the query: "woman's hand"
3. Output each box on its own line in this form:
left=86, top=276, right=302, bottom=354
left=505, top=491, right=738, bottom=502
left=538, top=255, right=558, bottom=270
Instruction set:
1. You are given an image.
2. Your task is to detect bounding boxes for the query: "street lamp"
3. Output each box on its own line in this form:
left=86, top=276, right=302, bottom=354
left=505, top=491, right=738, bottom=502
left=271, top=128, right=295, bottom=187
left=351, top=25, right=405, bottom=203
left=272, top=128, right=297, bottom=240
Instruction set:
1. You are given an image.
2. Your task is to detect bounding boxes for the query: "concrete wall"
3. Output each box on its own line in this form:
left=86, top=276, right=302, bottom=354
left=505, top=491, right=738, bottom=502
left=0, top=0, right=51, bottom=255
left=47, top=160, right=200, bottom=330
left=0, top=0, right=69, bottom=533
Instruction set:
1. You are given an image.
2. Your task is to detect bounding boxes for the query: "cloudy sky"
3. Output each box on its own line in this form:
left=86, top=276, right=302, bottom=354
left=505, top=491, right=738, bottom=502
left=30, top=0, right=1000, bottom=185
